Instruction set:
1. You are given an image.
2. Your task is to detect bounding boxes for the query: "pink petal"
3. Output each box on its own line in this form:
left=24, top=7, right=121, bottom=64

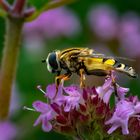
left=64, top=85, right=81, bottom=95
left=46, top=84, right=63, bottom=99
left=34, top=115, right=42, bottom=126
left=33, top=101, right=50, bottom=113
left=46, top=84, right=56, bottom=99
left=107, top=124, right=120, bottom=134
left=42, top=117, right=52, bottom=132
left=122, top=120, right=129, bottom=135
left=103, top=89, right=113, bottom=104
left=103, top=78, right=112, bottom=90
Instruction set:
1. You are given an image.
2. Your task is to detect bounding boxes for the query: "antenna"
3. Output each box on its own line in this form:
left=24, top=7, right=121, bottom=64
left=42, top=59, right=46, bottom=63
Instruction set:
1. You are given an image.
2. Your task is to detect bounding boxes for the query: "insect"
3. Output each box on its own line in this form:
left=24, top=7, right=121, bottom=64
left=42, top=47, right=137, bottom=91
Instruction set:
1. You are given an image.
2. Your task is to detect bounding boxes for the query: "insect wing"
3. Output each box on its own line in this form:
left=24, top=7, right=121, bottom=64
left=77, top=53, right=135, bottom=62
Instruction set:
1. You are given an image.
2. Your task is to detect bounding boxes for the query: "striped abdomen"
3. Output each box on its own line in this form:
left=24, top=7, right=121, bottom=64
left=111, top=59, right=137, bottom=78
left=83, top=58, right=137, bottom=78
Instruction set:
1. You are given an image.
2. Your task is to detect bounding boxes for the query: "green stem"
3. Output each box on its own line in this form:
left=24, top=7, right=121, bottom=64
left=26, top=0, right=75, bottom=22
left=0, top=8, right=7, bottom=17
left=0, top=16, right=23, bottom=120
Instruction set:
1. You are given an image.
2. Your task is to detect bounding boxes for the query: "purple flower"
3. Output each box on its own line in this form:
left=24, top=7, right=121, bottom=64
left=0, top=121, right=17, bottom=140
left=96, top=76, right=129, bottom=103
left=119, top=12, right=140, bottom=57
left=45, top=84, right=64, bottom=105
left=105, top=99, right=140, bottom=135
left=23, top=7, right=81, bottom=41
left=33, top=101, right=56, bottom=132
left=45, top=84, right=84, bottom=111
left=117, top=85, right=129, bottom=99
left=32, top=73, right=140, bottom=139
left=96, top=77, right=114, bottom=104
left=33, top=82, right=110, bottom=136
left=63, top=85, right=84, bottom=112
left=88, top=5, right=118, bottom=40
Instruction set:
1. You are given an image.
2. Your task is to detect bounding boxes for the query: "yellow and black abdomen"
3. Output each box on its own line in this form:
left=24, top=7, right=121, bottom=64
left=112, top=60, right=137, bottom=78
left=83, top=57, right=137, bottom=78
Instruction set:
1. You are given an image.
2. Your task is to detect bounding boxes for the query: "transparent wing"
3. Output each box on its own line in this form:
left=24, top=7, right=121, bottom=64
left=77, top=53, right=135, bottom=62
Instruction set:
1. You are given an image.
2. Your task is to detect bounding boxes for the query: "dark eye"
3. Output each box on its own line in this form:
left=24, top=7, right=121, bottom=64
left=48, top=52, right=58, bottom=70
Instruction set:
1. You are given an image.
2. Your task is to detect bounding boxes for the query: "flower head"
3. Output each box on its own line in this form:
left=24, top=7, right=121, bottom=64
left=96, top=75, right=129, bottom=103
left=33, top=101, right=56, bottom=132
left=63, top=85, right=84, bottom=112
left=33, top=83, right=111, bottom=138
left=45, top=84, right=64, bottom=105
left=32, top=73, right=140, bottom=139
left=105, top=98, right=140, bottom=135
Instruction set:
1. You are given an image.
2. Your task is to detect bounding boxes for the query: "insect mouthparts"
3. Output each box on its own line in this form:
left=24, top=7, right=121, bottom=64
left=42, top=59, right=46, bottom=63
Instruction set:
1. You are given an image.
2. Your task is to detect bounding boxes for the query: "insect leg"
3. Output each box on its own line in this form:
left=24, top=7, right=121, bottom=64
left=55, top=74, right=65, bottom=90
left=54, top=73, right=71, bottom=99
left=55, top=73, right=71, bottom=87
left=79, top=69, right=86, bottom=88
left=62, top=73, right=72, bottom=81
left=109, top=71, right=120, bottom=99
left=54, top=74, right=65, bottom=98
left=112, top=79, right=118, bottom=97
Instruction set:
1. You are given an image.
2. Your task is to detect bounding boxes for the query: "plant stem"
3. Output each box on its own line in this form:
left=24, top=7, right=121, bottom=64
left=0, top=16, right=23, bottom=120
left=26, top=0, right=75, bottom=22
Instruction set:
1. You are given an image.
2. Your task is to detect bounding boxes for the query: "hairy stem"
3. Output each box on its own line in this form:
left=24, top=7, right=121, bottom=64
left=0, top=16, right=23, bottom=120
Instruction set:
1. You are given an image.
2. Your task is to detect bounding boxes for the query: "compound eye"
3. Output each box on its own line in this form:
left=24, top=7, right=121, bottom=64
left=47, top=52, right=59, bottom=73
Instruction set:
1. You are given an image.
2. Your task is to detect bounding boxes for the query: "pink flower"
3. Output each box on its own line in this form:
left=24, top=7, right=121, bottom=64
left=33, top=101, right=56, bottom=132
left=96, top=76, right=129, bottom=104
left=105, top=99, right=140, bottom=135
left=0, top=121, right=17, bottom=140
left=96, top=77, right=114, bottom=104
left=119, top=12, right=140, bottom=57
left=32, top=73, right=140, bottom=139
left=63, top=85, right=84, bottom=112
left=45, top=84, right=64, bottom=105
left=24, top=7, right=81, bottom=40
left=88, top=5, right=118, bottom=40
left=33, top=83, right=110, bottom=136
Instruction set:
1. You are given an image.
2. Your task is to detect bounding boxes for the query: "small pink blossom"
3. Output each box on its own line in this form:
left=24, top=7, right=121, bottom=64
left=119, top=12, right=140, bottom=57
left=45, top=84, right=64, bottom=105
left=32, top=73, right=140, bottom=139
left=96, top=76, right=129, bottom=103
left=33, top=101, right=56, bottom=132
left=33, top=83, right=110, bottom=135
left=0, top=121, right=17, bottom=140
left=63, top=85, right=84, bottom=112
left=24, top=7, right=81, bottom=40
left=88, top=5, right=118, bottom=40
left=105, top=99, right=140, bottom=135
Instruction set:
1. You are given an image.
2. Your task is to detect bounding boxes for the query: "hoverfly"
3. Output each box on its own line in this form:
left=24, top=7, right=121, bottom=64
left=42, top=47, right=137, bottom=91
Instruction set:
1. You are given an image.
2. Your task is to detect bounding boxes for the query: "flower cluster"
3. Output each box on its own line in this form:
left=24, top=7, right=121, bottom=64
left=32, top=74, right=140, bottom=140
left=23, top=7, right=81, bottom=50
left=88, top=4, right=140, bottom=57
left=24, top=7, right=81, bottom=39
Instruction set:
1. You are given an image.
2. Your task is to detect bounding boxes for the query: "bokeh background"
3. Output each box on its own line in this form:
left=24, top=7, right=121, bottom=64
left=0, top=0, right=140, bottom=139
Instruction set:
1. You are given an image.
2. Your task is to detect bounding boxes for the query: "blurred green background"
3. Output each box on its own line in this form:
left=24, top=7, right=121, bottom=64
left=0, top=0, right=140, bottom=139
